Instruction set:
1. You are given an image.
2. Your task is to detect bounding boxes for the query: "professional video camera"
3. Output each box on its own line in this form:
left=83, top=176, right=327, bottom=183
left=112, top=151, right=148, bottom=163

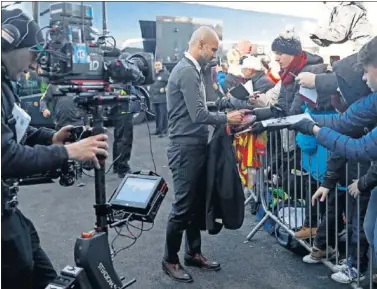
left=37, top=4, right=169, bottom=289
left=36, top=2, right=155, bottom=92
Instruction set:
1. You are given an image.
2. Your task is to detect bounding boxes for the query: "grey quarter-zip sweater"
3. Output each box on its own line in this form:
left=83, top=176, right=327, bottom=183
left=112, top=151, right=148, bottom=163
left=167, top=56, right=227, bottom=145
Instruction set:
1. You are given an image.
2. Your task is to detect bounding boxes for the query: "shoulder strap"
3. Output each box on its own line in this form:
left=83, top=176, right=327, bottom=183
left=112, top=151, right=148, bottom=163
left=1, top=80, right=18, bottom=138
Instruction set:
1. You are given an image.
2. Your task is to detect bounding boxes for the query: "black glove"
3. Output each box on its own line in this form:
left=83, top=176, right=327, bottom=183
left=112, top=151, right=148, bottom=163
left=252, top=105, right=285, bottom=121
left=289, top=118, right=316, bottom=135
left=249, top=122, right=266, bottom=134
left=309, top=34, right=332, bottom=47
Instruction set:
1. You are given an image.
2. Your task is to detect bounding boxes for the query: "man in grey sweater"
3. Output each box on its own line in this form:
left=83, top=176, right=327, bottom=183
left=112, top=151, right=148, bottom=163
left=162, top=26, right=245, bottom=283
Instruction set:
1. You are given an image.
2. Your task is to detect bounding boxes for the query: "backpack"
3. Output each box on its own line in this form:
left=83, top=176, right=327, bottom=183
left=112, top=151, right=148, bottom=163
left=274, top=202, right=308, bottom=256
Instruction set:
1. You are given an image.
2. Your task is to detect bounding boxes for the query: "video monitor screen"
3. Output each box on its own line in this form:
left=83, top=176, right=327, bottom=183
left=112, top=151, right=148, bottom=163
left=115, top=177, right=157, bottom=205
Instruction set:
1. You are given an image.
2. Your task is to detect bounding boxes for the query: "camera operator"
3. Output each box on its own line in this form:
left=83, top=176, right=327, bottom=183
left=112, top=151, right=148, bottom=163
left=162, top=26, right=245, bottom=283
left=1, top=9, right=109, bottom=289
left=41, top=83, right=89, bottom=131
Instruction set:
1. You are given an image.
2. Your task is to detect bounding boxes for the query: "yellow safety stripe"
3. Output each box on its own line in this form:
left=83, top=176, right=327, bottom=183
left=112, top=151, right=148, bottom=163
left=40, top=84, right=51, bottom=100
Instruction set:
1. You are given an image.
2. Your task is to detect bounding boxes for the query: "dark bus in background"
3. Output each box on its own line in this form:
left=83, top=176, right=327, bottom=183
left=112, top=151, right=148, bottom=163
left=154, top=16, right=223, bottom=71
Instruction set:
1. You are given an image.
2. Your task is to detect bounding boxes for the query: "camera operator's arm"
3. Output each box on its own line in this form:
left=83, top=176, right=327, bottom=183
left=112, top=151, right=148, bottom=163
left=1, top=118, right=69, bottom=178
left=2, top=117, right=109, bottom=178
left=25, top=126, right=56, bottom=146
left=180, top=67, right=227, bottom=124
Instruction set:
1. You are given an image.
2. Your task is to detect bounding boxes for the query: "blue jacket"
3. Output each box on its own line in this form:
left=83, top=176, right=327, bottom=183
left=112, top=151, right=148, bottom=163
left=297, top=107, right=337, bottom=183
left=216, top=71, right=227, bottom=90
left=312, top=92, right=377, bottom=162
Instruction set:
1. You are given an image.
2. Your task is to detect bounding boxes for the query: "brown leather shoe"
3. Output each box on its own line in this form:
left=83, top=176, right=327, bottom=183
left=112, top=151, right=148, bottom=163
left=162, top=260, right=193, bottom=283
left=184, top=253, right=221, bottom=271
left=295, top=226, right=317, bottom=240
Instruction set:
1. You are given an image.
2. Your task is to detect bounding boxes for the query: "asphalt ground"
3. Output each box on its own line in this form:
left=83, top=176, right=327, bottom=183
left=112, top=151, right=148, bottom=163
left=18, top=121, right=358, bottom=289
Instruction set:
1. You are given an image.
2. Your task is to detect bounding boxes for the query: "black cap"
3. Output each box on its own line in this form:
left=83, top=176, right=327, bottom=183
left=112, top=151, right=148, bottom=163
left=1, top=8, right=44, bottom=50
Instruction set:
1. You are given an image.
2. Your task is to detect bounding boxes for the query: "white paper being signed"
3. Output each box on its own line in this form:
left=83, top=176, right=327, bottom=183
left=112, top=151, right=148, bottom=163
left=299, top=86, right=318, bottom=104
left=261, top=113, right=313, bottom=127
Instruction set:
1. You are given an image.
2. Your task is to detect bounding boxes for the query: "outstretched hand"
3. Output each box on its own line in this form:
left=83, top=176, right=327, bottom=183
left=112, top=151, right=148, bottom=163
left=289, top=118, right=317, bottom=135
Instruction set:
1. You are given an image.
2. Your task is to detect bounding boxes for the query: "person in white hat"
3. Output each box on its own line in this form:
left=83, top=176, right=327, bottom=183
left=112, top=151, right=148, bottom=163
left=241, top=55, right=275, bottom=95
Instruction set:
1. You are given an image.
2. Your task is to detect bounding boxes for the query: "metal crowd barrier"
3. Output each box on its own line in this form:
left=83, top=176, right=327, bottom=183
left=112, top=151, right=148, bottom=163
left=242, top=130, right=374, bottom=289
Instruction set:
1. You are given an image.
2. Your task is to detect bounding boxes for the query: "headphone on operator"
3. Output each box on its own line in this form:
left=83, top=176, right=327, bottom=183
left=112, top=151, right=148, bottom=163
left=1, top=9, right=35, bottom=53
left=2, top=23, right=21, bottom=52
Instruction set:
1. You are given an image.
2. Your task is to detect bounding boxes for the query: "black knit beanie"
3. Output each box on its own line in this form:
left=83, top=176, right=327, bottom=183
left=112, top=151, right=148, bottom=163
left=271, top=35, right=302, bottom=56
left=1, top=8, right=44, bottom=50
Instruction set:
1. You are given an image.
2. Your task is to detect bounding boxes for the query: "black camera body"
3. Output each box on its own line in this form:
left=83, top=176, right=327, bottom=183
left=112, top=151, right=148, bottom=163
left=18, top=160, right=77, bottom=187
left=37, top=2, right=155, bottom=90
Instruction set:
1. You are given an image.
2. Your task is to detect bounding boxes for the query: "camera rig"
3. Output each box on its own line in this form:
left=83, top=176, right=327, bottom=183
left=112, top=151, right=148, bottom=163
left=44, top=94, right=168, bottom=289
left=38, top=3, right=168, bottom=289
left=18, top=159, right=78, bottom=187
left=35, top=2, right=155, bottom=91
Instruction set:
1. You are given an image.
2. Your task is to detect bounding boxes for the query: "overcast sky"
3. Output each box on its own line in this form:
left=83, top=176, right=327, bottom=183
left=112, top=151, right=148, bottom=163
left=3, top=0, right=376, bottom=54
left=188, top=1, right=377, bottom=28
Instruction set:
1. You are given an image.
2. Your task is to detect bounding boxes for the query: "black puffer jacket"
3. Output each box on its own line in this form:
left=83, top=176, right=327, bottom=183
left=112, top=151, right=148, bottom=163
left=254, top=52, right=334, bottom=120
left=279, top=52, right=334, bottom=115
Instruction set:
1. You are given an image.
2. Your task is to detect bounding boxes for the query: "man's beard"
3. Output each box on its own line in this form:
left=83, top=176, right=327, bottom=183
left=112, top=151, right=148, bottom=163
left=198, top=53, right=211, bottom=67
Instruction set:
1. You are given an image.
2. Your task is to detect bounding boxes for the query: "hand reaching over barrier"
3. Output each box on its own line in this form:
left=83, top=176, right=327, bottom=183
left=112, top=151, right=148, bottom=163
left=288, top=117, right=317, bottom=135
left=247, top=113, right=315, bottom=135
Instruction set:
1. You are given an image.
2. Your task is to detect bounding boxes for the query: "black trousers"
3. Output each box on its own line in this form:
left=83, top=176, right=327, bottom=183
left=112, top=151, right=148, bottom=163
left=1, top=209, right=57, bottom=289
left=153, top=103, right=168, bottom=134
left=314, top=190, right=370, bottom=272
left=113, top=113, right=134, bottom=174
left=163, top=142, right=207, bottom=264
left=304, top=180, right=325, bottom=228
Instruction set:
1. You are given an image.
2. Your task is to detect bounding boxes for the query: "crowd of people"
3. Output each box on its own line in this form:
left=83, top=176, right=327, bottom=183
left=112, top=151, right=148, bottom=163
left=161, top=1, right=377, bottom=286
left=186, top=2, right=375, bottom=285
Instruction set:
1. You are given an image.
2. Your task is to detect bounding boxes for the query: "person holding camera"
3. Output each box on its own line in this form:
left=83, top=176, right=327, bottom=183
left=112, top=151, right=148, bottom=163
left=1, top=9, right=109, bottom=289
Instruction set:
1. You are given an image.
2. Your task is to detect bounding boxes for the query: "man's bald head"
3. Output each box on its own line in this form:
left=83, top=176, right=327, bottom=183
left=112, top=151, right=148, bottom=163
left=188, top=26, right=220, bottom=66
left=189, top=26, right=219, bottom=48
